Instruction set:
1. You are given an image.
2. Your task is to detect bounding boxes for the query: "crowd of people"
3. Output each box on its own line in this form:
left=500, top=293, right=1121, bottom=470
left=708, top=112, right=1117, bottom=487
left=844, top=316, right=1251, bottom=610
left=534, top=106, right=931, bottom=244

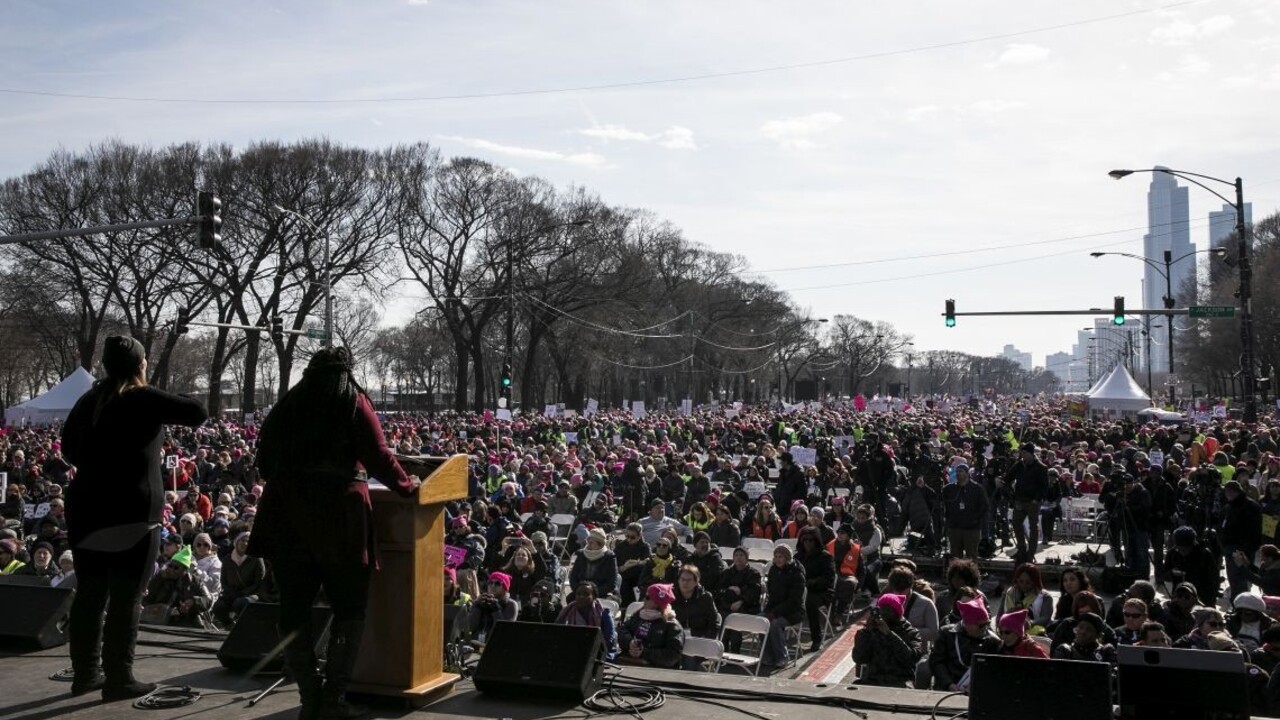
left=3, top=387, right=1280, bottom=708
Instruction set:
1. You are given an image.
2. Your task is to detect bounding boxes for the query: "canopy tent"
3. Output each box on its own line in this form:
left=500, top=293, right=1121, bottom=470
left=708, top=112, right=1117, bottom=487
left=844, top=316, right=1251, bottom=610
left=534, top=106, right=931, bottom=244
left=4, top=368, right=95, bottom=426
left=1085, top=364, right=1151, bottom=419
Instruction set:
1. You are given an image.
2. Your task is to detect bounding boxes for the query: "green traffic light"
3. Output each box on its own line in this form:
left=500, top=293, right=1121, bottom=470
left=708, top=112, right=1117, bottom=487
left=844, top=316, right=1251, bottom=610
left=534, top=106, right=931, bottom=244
left=1113, top=316, right=1125, bottom=326
left=945, top=318, right=956, bottom=328
left=502, top=377, right=511, bottom=387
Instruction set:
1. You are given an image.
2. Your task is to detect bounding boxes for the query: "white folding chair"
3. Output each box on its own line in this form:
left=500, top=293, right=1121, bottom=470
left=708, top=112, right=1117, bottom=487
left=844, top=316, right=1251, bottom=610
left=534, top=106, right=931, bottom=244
left=599, top=598, right=621, bottom=621
left=624, top=601, right=645, bottom=621
left=682, top=636, right=725, bottom=672
left=519, top=512, right=533, bottom=523
left=548, top=513, right=576, bottom=557
left=718, top=546, right=738, bottom=560
left=741, top=537, right=774, bottom=551
left=717, top=613, right=772, bottom=676
left=774, top=538, right=798, bottom=553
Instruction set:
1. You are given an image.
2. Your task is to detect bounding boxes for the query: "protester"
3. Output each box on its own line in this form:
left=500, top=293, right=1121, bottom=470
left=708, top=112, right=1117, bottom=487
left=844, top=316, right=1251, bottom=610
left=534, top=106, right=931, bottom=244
left=617, top=583, right=684, bottom=669
left=851, top=594, right=925, bottom=687
left=61, top=335, right=209, bottom=700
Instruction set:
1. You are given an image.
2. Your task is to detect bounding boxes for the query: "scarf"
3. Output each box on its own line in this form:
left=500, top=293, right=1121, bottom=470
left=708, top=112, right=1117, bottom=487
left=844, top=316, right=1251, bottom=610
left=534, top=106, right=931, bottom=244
left=558, top=601, right=604, bottom=628
left=583, top=546, right=606, bottom=562
left=651, top=553, right=673, bottom=578
left=230, top=548, right=249, bottom=566
left=639, top=608, right=663, bottom=621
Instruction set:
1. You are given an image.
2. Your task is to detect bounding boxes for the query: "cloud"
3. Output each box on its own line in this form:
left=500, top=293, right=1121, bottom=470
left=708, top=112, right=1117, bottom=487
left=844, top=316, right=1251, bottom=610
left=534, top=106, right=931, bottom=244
left=905, top=105, right=939, bottom=123
left=441, top=136, right=606, bottom=168
left=993, top=43, right=1051, bottom=66
left=758, top=112, right=843, bottom=150
left=1149, top=14, right=1236, bottom=45
left=1178, top=53, right=1211, bottom=77
left=577, top=123, right=698, bottom=150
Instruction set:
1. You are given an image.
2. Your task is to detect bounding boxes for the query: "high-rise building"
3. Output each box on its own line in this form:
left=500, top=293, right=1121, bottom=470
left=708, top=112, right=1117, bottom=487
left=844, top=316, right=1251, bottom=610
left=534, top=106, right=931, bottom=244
left=1209, top=202, right=1253, bottom=249
left=1001, top=344, right=1032, bottom=372
left=1142, top=167, right=1192, bottom=373
left=1046, top=351, right=1073, bottom=384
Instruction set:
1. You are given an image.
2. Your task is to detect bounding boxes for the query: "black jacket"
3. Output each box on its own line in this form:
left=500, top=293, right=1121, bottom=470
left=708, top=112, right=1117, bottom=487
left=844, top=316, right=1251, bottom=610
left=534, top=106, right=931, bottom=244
left=1221, top=494, right=1263, bottom=555
left=774, top=464, right=808, bottom=516
left=942, top=480, right=988, bottom=530
left=618, top=613, right=685, bottom=669
left=688, top=549, right=726, bottom=591
left=928, top=624, right=1000, bottom=690
left=715, top=563, right=763, bottom=615
left=797, top=548, right=836, bottom=598
left=569, top=550, right=619, bottom=597
left=1011, top=459, right=1050, bottom=503
left=62, top=386, right=209, bottom=546
left=764, top=561, right=806, bottom=623
left=852, top=619, right=925, bottom=686
left=707, top=520, right=741, bottom=548
left=671, top=585, right=721, bottom=638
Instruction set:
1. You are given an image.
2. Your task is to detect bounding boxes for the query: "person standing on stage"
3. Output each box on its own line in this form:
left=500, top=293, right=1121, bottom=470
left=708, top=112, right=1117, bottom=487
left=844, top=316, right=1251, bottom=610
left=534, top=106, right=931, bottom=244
left=61, top=336, right=209, bottom=700
left=249, top=347, right=419, bottom=720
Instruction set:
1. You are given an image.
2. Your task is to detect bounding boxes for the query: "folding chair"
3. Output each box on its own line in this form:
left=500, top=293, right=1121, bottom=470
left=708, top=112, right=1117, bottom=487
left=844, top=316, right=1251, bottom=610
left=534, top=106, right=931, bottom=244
left=548, top=513, right=576, bottom=558
left=682, top=637, right=725, bottom=672
left=623, top=601, right=645, bottom=621
left=774, top=538, right=798, bottom=553
left=717, top=613, right=772, bottom=676
left=741, top=537, right=775, bottom=553
left=599, top=598, right=620, bottom=621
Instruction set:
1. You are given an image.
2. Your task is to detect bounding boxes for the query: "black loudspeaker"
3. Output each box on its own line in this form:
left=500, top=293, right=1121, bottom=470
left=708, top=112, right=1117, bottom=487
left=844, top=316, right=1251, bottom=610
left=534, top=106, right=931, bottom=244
left=1117, top=645, right=1249, bottom=720
left=968, top=654, right=1112, bottom=720
left=0, top=581, right=74, bottom=648
left=217, top=603, right=333, bottom=673
left=473, top=622, right=603, bottom=702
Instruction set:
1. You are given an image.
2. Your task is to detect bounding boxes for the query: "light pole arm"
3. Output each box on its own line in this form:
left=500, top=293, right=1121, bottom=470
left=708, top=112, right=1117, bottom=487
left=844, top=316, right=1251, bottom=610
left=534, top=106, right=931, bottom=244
left=274, top=205, right=334, bottom=349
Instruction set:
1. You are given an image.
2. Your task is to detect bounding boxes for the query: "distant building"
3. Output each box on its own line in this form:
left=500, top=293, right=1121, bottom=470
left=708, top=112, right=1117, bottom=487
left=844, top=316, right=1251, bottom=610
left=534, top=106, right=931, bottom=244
left=1046, top=350, right=1074, bottom=384
left=1001, top=344, right=1033, bottom=372
left=1209, top=202, right=1253, bottom=249
left=1142, top=167, right=1192, bottom=373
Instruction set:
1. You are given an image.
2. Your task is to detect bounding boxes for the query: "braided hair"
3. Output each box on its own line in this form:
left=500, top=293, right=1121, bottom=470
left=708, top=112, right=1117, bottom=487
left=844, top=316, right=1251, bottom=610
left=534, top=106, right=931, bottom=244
left=255, top=347, right=366, bottom=480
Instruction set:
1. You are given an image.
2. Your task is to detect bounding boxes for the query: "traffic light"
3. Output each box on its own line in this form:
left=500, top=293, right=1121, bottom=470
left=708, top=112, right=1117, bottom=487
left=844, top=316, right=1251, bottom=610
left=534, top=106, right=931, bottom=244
left=501, top=362, right=513, bottom=394
left=1113, top=296, right=1125, bottom=326
left=945, top=299, right=956, bottom=328
left=175, top=307, right=190, bottom=335
left=196, top=191, right=222, bottom=250
left=270, top=316, right=284, bottom=343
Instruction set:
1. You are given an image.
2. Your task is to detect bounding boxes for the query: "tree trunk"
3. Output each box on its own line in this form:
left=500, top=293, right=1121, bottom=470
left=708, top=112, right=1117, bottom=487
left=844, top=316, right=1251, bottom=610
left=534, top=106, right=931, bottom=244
left=452, top=338, right=470, bottom=411
left=469, top=340, right=487, bottom=412
left=241, top=333, right=260, bottom=415
left=207, top=329, right=230, bottom=416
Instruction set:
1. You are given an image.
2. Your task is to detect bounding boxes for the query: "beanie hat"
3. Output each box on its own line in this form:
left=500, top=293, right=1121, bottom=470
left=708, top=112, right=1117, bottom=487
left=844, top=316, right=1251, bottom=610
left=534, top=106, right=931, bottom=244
left=1075, top=612, right=1106, bottom=634
left=531, top=531, right=549, bottom=545
left=791, top=500, right=807, bottom=513
left=170, top=545, right=193, bottom=568
left=586, top=528, right=608, bottom=546
left=488, top=572, right=512, bottom=592
left=957, top=598, right=989, bottom=625
left=444, top=566, right=457, bottom=584
left=647, top=583, right=676, bottom=609
left=875, top=594, right=906, bottom=620
left=0, top=539, right=16, bottom=554
left=1174, top=581, right=1201, bottom=602
left=1234, top=593, right=1267, bottom=614
left=1172, top=526, right=1197, bottom=547
left=102, top=335, right=145, bottom=379
left=1206, top=631, right=1240, bottom=652
left=999, top=609, right=1028, bottom=635
left=451, top=517, right=469, bottom=530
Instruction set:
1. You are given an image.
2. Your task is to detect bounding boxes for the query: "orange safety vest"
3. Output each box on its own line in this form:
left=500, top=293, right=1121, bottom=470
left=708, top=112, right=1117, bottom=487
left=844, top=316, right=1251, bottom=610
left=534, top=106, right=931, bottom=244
left=827, top=539, right=861, bottom=578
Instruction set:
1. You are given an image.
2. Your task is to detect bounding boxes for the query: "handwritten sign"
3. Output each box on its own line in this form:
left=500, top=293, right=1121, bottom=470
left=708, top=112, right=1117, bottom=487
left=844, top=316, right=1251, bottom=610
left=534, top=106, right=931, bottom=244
left=564, top=432, right=579, bottom=445
left=444, top=544, right=467, bottom=569
left=790, top=447, right=818, bottom=467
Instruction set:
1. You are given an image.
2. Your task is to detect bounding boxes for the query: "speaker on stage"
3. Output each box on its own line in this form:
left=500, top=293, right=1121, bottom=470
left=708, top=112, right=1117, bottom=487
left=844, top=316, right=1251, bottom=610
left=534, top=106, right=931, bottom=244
left=473, top=622, right=603, bottom=702
left=217, top=603, right=333, bottom=673
left=0, top=581, right=74, bottom=648
left=968, top=654, right=1111, bottom=720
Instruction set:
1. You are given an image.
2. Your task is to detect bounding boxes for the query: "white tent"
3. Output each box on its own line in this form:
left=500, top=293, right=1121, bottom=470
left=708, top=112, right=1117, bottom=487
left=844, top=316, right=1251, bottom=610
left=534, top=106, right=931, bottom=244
left=4, top=368, right=96, bottom=426
left=1086, top=364, right=1151, bottom=418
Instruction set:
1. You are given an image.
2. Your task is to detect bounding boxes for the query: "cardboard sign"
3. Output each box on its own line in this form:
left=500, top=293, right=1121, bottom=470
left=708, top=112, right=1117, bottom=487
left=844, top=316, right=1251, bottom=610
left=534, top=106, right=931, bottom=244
left=612, top=435, right=623, bottom=446
left=564, top=432, right=579, bottom=445
left=744, top=480, right=768, bottom=499
left=443, top=544, right=467, bottom=569
left=680, top=399, right=693, bottom=416
left=632, top=401, right=646, bottom=419
left=1148, top=449, right=1164, bottom=468
left=544, top=404, right=558, bottom=418
left=790, top=447, right=818, bottom=467
left=585, top=399, right=599, bottom=417
left=165, top=455, right=179, bottom=470
left=496, top=409, right=513, bottom=421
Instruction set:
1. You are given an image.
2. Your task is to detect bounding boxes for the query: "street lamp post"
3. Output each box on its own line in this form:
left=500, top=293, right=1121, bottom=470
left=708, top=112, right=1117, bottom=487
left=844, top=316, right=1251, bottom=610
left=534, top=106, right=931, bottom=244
left=1090, top=245, right=1225, bottom=407
left=1108, top=167, right=1255, bottom=421
left=273, top=205, right=333, bottom=349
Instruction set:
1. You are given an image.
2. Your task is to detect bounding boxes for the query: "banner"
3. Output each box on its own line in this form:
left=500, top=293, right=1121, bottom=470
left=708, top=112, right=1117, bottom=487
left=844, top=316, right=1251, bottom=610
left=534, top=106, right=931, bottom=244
left=496, top=408, right=513, bottom=421
left=585, top=399, right=599, bottom=417
left=544, top=404, right=558, bottom=418
left=632, top=401, right=646, bottom=419
left=680, top=399, right=693, bottom=416
left=564, top=431, right=579, bottom=444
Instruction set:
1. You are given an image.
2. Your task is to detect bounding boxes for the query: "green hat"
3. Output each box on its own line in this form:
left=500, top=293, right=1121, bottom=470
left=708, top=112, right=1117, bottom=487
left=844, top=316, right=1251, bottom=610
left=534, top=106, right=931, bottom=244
left=170, top=545, right=193, bottom=568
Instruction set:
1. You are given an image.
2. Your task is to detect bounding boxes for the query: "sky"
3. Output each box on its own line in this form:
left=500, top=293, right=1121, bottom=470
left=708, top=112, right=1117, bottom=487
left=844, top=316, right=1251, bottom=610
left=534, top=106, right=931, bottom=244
left=2, top=0, right=1278, bottom=368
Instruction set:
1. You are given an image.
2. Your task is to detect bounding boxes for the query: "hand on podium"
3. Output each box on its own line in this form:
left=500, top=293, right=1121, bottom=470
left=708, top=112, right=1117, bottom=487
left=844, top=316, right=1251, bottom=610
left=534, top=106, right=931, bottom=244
left=408, top=475, right=422, bottom=493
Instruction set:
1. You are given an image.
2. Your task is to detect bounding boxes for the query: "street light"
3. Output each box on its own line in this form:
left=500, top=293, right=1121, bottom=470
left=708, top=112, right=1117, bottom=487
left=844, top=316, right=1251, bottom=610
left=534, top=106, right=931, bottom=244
left=1109, top=167, right=1256, bottom=421
left=273, top=205, right=332, bottom=349
left=1090, top=245, right=1226, bottom=407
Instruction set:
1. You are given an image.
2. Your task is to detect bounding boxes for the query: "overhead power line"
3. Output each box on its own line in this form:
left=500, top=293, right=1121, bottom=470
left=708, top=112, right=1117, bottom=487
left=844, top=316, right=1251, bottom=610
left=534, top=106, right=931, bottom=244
left=0, top=2, right=1200, bottom=105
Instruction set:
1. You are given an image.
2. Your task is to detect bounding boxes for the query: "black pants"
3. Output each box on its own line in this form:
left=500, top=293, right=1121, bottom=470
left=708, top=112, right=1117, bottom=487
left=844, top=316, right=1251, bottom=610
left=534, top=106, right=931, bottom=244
left=69, top=528, right=160, bottom=681
left=806, top=591, right=834, bottom=645
left=273, top=558, right=371, bottom=692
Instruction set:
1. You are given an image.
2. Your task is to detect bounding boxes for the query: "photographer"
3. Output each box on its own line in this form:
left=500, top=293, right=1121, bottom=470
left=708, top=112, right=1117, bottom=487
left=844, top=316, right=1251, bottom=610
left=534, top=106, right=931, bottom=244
left=852, top=594, right=924, bottom=687
left=942, top=465, right=987, bottom=560
left=471, top=572, right=519, bottom=640
left=1162, top=526, right=1220, bottom=607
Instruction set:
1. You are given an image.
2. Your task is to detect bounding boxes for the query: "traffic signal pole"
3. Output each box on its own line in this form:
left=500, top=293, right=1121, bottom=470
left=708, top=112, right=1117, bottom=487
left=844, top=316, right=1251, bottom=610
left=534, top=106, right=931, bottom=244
left=0, top=216, right=198, bottom=244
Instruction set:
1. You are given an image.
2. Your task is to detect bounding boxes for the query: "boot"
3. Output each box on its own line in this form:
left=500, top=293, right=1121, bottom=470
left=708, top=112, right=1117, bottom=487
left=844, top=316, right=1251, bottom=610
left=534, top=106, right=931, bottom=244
left=285, top=640, right=323, bottom=720
left=101, top=609, right=155, bottom=702
left=70, top=667, right=105, bottom=697
left=318, top=619, right=368, bottom=720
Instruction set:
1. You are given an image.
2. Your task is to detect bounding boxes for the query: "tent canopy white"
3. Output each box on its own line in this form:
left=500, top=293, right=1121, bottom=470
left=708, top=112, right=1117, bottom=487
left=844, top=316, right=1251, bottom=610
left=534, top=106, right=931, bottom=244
left=4, top=368, right=96, bottom=426
left=1086, top=364, right=1151, bottom=418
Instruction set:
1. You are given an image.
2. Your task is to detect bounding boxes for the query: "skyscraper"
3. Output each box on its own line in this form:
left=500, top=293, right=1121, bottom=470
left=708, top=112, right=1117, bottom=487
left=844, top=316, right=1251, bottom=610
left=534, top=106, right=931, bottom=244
left=1209, top=202, right=1253, bottom=249
left=1142, top=167, right=1192, bottom=373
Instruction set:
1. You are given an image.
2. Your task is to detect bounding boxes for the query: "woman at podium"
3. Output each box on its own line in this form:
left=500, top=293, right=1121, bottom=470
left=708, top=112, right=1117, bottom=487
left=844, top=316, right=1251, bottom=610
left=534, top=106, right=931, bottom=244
left=250, top=347, right=420, bottom=720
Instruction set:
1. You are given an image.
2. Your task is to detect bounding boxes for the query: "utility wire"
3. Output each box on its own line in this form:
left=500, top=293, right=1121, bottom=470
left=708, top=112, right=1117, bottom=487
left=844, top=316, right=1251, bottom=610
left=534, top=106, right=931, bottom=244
left=0, top=2, right=1200, bottom=105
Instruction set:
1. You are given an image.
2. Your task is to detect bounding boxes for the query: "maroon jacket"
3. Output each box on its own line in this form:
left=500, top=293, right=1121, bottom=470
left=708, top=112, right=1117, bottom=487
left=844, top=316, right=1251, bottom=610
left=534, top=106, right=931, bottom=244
left=249, top=394, right=415, bottom=567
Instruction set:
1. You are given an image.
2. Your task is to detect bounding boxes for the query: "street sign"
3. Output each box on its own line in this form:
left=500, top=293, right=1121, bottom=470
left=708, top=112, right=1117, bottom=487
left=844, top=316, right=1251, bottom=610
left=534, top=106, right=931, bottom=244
left=304, top=327, right=330, bottom=340
left=1189, top=305, right=1235, bottom=318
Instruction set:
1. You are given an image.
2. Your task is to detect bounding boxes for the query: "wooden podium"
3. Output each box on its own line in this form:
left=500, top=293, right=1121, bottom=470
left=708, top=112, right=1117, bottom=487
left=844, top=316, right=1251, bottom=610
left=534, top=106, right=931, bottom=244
left=348, top=454, right=469, bottom=705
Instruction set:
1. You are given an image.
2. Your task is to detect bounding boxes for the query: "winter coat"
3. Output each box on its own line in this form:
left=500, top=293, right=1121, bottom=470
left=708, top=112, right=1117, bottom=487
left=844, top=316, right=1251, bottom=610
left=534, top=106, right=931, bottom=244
left=569, top=550, right=620, bottom=598
left=715, top=563, right=763, bottom=616
left=688, top=549, right=726, bottom=591
left=928, top=624, right=1000, bottom=690
left=764, top=560, right=806, bottom=624
left=618, top=612, right=685, bottom=669
left=707, top=520, right=741, bottom=548
left=671, top=585, right=721, bottom=638
left=853, top=619, right=925, bottom=686
left=942, top=480, right=988, bottom=530
left=797, top=547, right=836, bottom=598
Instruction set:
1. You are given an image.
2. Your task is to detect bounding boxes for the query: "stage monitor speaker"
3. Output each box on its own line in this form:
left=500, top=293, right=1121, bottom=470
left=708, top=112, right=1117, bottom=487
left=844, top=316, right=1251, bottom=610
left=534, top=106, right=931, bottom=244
left=1117, top=645, right=1249, bottom=720
left=0, top=582, right=74, bottom=648
left=217, top=603, right=333, bottom=673
left=968, top=654, right=1111, bottom=720
left=473, top=621, right=603, bottom=702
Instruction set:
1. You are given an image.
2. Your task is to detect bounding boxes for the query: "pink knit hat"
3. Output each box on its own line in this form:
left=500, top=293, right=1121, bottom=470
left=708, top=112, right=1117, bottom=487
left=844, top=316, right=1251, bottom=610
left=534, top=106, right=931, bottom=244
left=488, top=572, right=512, bottom=592
left=875, top=594, right=906, bottom=619
left=647, top=583, right=676, bottom=609
left=998, top=609, right=1028, bottom=635
left=957, top=598, right=990, bottom=625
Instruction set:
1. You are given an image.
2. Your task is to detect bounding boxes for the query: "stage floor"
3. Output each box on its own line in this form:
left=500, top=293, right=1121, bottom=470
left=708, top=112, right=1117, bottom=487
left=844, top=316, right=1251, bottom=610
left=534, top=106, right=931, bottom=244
left=0, top=627, right=968, bottom=720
